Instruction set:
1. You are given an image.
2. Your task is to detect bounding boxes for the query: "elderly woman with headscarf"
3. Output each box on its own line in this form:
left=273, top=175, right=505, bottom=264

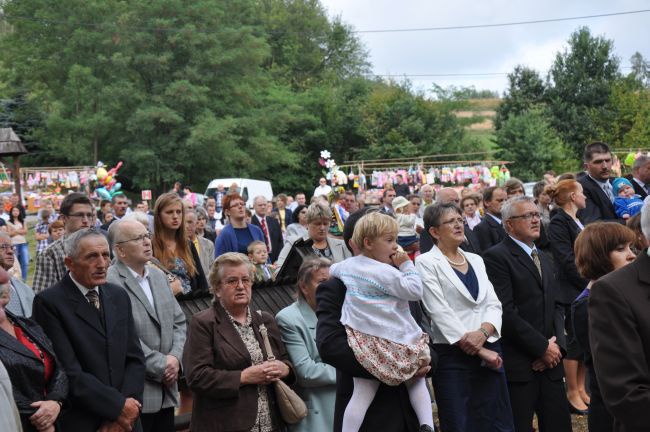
left=183, top=253, right=296, bottom=432
left=276, top=258, right=336, bottom=432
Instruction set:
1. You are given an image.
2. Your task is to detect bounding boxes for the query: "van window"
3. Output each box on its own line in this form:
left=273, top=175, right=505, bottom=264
left=241, top=187, right=248, bottom=203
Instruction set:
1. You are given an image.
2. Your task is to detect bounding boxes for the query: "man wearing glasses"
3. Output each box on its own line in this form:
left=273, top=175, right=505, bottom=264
left=0, top=232, right=33, bottom=317
left=483, top=196, right=571, bottom=432
left=107, top=220, right=186, bottom=432
left=33, top=193, right=96, bottom=293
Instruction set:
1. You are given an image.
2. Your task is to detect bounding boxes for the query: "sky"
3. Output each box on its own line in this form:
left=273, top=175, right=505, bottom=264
left=319, top=0, right=650, bottom=96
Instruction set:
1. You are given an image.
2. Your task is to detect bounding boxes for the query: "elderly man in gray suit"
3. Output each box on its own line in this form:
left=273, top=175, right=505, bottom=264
left=107, top=220, right=187, bottom=432
left=0, top=233, right=33, bottom=318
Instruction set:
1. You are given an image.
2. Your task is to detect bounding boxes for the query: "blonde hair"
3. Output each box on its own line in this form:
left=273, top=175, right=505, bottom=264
left=208, top=252, right=255, bottom=296
left=247, top=240, right=266, bottom=255
left=351, top=212, right=398, bottom=251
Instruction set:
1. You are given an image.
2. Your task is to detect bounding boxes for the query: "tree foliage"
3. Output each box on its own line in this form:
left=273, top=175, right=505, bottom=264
left=494, top=66, right=546, bottom=130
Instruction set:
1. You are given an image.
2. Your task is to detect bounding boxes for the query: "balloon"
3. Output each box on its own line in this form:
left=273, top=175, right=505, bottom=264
left=112, top=182, right=121, bottom=192
left=104, top=175, right=112, bottom=185
left=96, top=187, right=111, bottom=200
left=110, top=190, right=124, bottom=198
left=96, top=167, right=108, bottom=180
left=624, top=152, right=637, bottom=167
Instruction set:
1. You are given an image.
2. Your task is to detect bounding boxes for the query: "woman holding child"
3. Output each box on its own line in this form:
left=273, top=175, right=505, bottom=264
left=415, top=203, right=514, bottom=431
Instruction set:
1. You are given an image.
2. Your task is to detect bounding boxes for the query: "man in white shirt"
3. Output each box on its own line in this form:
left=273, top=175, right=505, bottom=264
left=107, top=220, right=186, bottom=432
left=314, top=178, right=332, bottom=198
left=249, top=196, right=283, bottom=263
left=419, top=185, right=435, bottom=218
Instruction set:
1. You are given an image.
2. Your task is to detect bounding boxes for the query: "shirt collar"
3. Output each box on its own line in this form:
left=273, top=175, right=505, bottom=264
left=125, top=264, right=150, bottom=281
left=487, top=213, right=502, bottom=224
left=69, top=273, right=99, bottom=296
left=632, top=177, right=646, bottom=189
left=588, top=174, right=610, bottom=186
left=223, top=305, right=252, bottom=327
left=509, top=235, right=537, bottom=258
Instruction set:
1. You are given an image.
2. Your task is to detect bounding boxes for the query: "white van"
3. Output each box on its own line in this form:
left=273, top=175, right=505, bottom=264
left=204, top=178, right=273, bottom=209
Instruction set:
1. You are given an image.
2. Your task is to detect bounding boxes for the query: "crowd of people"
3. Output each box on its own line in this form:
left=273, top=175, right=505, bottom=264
left=0, top=140, right=649, bottom=432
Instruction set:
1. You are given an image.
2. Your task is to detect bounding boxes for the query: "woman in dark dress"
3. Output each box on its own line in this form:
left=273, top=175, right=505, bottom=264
left=573, top=222, right=636, bottom=432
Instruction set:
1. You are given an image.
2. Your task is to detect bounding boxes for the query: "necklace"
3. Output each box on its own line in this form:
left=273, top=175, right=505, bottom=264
left=444, top=252, right=466, bottom=266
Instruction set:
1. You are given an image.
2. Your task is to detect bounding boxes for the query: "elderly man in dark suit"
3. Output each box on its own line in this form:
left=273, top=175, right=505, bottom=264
left=316, top=208, right=436, bottom=432
left=577, top=141, right=624, bottom=224
left=589, top=201, right=650, bottom=432
left=32, top=228, right=145, bottom=432
left=107, top=220, right=187, bottom=432
left=483, top=196, right=571, bottom=432
left=473, top=186, right=508, bottom=253
left=626, top=154, right=650, bottom=200
left=419, top=187, right=479, bottom=255
left=250, top=195, right=283, bottom=263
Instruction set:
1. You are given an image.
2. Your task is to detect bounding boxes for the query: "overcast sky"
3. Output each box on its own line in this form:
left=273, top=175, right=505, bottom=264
left=320, top=0, right=650, bottom=96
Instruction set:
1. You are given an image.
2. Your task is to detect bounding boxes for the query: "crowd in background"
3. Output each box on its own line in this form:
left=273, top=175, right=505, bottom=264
left=0, top=141, right=649, bottom=432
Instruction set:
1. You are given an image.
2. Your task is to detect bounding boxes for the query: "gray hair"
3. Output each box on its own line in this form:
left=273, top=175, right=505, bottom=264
left=501, top=196, right=536, bottom=225
left=296, top=257, right=331, bottom=299
left=195, top=206, right=208, bottom=220
left=306, top=202, right=332, bottom=224
left=633, top=155, right=650, bottom=172
left=64, top=228, right=107, bottom=259
left=121, top=211, right=150, bottom=229
left=0, top=232, right=11, bottom=243
left=208, top=252, right=255, bottom=297
left=253, top=195, right=267, bottom=206
left=640, top=199, right=650, bottom=241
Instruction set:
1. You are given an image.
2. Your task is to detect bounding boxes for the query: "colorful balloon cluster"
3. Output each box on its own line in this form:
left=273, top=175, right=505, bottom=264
left=95, top=161, right=124, bottom=200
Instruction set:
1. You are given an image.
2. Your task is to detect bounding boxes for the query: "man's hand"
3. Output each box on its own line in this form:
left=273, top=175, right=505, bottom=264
left=477, top=348, right=502, bottom=370
left=540, top=336, right=562, bottom=368
left=163, top=355, right=180, bottom=387
left=458, top=330, right=487, bottom=355
left=98, top=422, right=127, bottom=432
left=532, top=359, right=547, bottom=372
left=115, top=398, right=141, bottom=432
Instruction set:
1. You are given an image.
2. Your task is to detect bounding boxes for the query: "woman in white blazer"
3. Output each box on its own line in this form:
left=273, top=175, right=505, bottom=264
left=276, top=257, right=336, bottom=432
left=415, top=203, right=514, bottom=432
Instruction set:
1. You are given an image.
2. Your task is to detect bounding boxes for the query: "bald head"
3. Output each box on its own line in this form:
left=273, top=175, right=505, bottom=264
left=437, top=188, right=460, bottom=208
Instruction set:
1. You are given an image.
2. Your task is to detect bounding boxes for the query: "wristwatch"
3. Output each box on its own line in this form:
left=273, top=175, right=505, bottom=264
left=479, top=327, right=490, bottom=339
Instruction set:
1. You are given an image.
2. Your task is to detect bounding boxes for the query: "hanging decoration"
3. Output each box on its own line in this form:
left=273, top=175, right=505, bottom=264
left=94, top=160, right=124, bottom=200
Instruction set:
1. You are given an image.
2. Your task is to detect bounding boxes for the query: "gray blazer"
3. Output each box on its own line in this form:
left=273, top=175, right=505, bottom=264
left=276, top=235, right=351, bottom=268
left=106, top=260, right=187, bottom=414
left=197, top=236, right=215, bottom=276
left=0, top=360, right=22, bottom=432
left=6, top=277, right=34, bottom=318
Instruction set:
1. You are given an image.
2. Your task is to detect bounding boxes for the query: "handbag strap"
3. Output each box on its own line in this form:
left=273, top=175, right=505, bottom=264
left=256, top=310, right=276, bottom=361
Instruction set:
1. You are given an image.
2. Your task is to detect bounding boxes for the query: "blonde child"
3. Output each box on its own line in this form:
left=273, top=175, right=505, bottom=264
left=329, top=212, right=434, bottom=432
left=247, top=240, right=274, bottom=282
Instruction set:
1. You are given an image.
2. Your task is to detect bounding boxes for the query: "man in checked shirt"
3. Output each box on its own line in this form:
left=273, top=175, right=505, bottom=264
left=33, top=193, right=96, bottom=292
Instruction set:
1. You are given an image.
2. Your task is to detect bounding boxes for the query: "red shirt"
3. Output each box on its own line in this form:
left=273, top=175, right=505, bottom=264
left=14, top=325, right=54, bottom=390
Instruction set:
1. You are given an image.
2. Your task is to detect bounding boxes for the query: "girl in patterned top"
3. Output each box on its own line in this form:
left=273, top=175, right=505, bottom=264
left=329, top=212, right=434, bottom=432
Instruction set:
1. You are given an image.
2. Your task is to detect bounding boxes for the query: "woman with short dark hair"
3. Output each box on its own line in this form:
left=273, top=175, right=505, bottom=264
left=215, top=193, right=265, bottom=257
left=572, top=222, right=636, bottom=432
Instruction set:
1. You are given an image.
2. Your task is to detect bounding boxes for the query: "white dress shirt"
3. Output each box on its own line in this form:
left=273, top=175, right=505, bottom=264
left=126, top=265, right=155, bottom=308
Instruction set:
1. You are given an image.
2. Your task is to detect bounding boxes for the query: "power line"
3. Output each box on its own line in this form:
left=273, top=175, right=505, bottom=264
left=367, top=66, right=633, bottom=79
left=355, top=9, right=650, bottom=34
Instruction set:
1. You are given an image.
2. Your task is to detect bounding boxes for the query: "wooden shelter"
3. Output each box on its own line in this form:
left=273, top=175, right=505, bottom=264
left=0, top=128, right=28, bottom=200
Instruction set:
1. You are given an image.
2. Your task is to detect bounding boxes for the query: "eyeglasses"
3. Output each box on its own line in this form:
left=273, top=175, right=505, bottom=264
left=68, top=212, right=95, bottom=220
left=229, top=202, right=245, bottom=209
left=509, top=212, right=541, bottom=221
left=0, top=244, right=14, bottom=251
left=116, top=232, right=151, bottom=245
left=439, top=217, right=465, bottom=227
left=222, top=277, right=253, bottom=289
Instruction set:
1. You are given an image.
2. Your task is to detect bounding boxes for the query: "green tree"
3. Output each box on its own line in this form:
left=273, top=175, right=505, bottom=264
left=546, top=27, right=620, bottom=157
left=630, top=51, right=650, bottom=87
left=496, top=109, right=572, bottom=180
left=495, top=66, right=546, bottom=130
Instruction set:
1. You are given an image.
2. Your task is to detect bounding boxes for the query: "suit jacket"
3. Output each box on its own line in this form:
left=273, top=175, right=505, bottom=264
left=419, top=224, right=480, bottom=255
left=196, top=236, right=215, bottom=276
left=250, top=214, right=284, bottom=263
left=6, top=276, right=34, bottom=318
left=625, top=174, right=648, bottom=200
left=589, top=252, right=650, bottom=432
left=0, top=312, right=68, bottom=413
left=276, top=299, right=336, bottom=432
left=483, top=237, right=566, bottom=382
left=32, top=274, right=146, bottom=431
left=547, top=208, right=589, bottom=304
left=106, top=261, right=187, bottom=414
left=577, top=175, right=623, bottom=224
left=183, top=302, right=296, bottom=432
left=0, top=360, right=22, bottom=432
left=276, top=235, right=351, bottom=268
left=315, top=277, right=437, bottom=432
left=415, top=247, right=502, bottom=345
left=473, top=214, right=506, bottom=253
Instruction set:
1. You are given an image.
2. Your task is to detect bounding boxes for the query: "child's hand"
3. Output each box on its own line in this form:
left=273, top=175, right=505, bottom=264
left=477, top=348, right=502, bottom=370
left=623, top=214, right=630, bottom=219
left=391, top=251, right=410, bottom=267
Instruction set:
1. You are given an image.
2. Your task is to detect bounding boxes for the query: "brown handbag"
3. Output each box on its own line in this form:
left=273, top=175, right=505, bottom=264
left=256, top=311, right=308, bottom=425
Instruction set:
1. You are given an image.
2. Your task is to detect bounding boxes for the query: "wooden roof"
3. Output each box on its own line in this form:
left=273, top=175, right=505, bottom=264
left=0, top=128, right=27, bottom=156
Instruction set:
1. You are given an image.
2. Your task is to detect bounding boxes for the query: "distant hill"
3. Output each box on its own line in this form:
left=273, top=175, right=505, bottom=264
left=454, top=98, right=500, bottom=148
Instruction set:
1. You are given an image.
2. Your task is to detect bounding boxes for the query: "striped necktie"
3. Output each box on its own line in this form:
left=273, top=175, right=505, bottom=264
left=86, top=290, right=101, bottom=311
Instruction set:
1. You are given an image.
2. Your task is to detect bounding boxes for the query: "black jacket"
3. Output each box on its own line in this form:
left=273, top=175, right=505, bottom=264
left=0, top=312, right=68, bottom=414
left=315, top=277, right=436, bottom=432
left=32, top=275, right=145, bottom=432
left=420, top=224, right=480, bottom=255
left=473, top=214, right=506, bottom=253
left=483, top=237, right=566, bottom=382
left=250, top=214, right=284, bottom=263
left=625, top=175, right=648, bottom=200
left=577, top=175, right=624, bottom=224
left=548, top=208, right=589, bottom=304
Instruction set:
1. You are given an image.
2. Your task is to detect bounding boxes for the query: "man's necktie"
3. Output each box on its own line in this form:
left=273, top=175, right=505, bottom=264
left=260, top=218, right=271, bottom=252
left=531, top=250, right=542, bottom=279
left=602, top=183, right=614, bottom=203
left=86, top=290, right=101, bottom=311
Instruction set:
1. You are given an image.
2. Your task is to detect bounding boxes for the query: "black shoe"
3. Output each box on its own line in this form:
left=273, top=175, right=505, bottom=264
left=568, top=401, right=588, bottom=415
left=419, top=426, right=435, bottom=432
